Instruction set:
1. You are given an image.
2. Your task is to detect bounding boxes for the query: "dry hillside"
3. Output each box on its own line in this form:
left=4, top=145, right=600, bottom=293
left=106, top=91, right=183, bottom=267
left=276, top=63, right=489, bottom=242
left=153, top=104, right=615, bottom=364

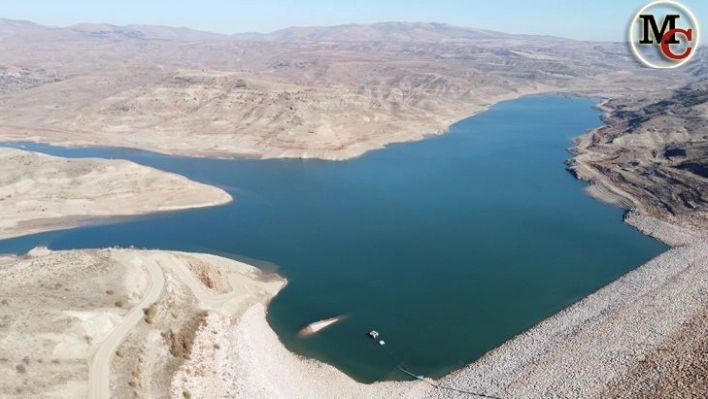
left=0, top=19, right=704, bottom=159
left=568, top=79, right=708, bottom=236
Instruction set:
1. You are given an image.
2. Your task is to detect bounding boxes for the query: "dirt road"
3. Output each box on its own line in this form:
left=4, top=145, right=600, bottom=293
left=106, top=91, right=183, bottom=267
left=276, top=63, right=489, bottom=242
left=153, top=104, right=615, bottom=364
left=87, top=259, right=165, bottom=398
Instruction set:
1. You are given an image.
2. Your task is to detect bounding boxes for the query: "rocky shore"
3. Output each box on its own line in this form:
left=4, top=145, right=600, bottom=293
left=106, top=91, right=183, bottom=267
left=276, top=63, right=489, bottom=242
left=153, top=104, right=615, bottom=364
left=432, top=238, right=708, bottom=398
left=206, top=83, right=708, bottom=398
left=198, top=224, right=705, bottom=398
left=1, top=80, right=706, bottom=397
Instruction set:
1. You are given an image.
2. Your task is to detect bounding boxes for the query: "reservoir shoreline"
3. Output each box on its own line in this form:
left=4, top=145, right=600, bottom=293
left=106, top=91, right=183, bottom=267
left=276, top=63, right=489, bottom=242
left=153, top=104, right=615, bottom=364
left=213, top=96, right=707, bottom=397
left=1, top=95, right=705, bottom=397
left=0, top=90, right=605, bottom=162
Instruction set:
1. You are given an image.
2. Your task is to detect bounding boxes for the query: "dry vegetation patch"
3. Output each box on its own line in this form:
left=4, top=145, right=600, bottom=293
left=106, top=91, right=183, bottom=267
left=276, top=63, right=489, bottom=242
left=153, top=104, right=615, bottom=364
left=162, top=311, right=209, bottom=359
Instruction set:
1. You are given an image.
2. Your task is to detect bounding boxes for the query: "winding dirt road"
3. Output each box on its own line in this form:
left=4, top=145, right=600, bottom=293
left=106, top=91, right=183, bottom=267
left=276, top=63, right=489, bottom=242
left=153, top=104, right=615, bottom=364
left=87, top=259, right=165, bottom=398
left=84, top=252, right=280, bottom=398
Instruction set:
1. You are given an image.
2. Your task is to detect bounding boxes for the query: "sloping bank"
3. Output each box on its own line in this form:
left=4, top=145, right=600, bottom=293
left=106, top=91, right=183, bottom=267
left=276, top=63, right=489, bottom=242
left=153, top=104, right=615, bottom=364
left=7, top=222, right=700, bottom=398
left=0, top=147, right=232, bottom=240
left=198, top=91, right=708, bottom=397
left=2, top=138, right=706, bottom=397
left=180, top=230, right=707, bottom=398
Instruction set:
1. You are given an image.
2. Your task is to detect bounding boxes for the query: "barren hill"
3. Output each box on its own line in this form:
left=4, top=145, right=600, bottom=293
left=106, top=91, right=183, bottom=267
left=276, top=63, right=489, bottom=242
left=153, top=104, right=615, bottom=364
left=259, top=22, right=515, bottom=42
left=568, top=79, right=708, bottom=238
left=0, top=18, right=704, bottom=159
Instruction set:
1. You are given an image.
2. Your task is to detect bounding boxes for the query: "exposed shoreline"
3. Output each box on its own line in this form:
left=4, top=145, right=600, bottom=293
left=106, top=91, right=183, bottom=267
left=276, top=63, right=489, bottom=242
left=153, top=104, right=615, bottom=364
left=0, top=147, right=233, bottom=241
left=1, top=94, right=706, bottom=397
left=0, top=89, right=609, bottom=162
left=220, top=239, right=708, bottom=399
left=183, top=95, right=708, bottom=397
left=297, top=316, right=346, bottom=337
left=3, top=15, right=706, bottom=397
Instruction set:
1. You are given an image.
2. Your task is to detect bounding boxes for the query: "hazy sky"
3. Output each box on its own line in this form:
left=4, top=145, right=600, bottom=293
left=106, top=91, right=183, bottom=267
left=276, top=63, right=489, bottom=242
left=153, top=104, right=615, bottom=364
left=2, top=0, right=707, bottom=42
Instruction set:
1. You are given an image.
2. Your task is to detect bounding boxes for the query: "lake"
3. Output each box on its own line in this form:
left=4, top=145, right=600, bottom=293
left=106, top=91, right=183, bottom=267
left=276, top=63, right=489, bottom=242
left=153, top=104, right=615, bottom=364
left=0, top=96, right=667, bottom=382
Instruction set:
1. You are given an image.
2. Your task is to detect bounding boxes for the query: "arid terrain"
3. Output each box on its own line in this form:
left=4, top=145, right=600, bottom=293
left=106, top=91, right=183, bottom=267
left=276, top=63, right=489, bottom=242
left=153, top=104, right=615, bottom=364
left=3, top=235, right=704, bottom=399
left=0, top=19, right=705, bottom=159
left=0, top=17, right=707, bottom=399
left=562, top=81, right=708, bottom=398
left=568, top=79, right=708, bottom=240
left=0, top=147, right=231, bottom=240
left=0, top=248, right=284, bottom=398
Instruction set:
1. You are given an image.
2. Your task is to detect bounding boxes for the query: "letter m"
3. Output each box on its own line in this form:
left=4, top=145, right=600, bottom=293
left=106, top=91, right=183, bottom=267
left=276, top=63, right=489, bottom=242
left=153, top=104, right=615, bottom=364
left=638, top=14, right=681, bottom=44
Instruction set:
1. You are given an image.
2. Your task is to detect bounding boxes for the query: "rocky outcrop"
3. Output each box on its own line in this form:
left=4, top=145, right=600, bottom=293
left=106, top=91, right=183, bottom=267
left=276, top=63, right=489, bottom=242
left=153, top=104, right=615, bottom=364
left=569, top=80, right=708, bottom=242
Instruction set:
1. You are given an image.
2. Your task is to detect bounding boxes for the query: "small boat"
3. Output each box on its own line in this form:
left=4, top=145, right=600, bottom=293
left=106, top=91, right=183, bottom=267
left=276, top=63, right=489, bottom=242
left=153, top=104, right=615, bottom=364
left=368, top=330, right=379, bottom=339
left=379, top=340, right=386, bottom=346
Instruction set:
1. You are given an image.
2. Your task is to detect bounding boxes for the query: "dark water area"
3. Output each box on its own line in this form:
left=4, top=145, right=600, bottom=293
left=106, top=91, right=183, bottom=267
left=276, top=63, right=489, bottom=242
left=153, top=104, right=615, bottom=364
left=0, top=96, right=667, bottom=382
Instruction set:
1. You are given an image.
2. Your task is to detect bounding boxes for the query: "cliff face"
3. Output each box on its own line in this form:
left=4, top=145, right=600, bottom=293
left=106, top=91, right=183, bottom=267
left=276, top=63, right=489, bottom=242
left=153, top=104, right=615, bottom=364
left=570, top=80, right=708, bottom=236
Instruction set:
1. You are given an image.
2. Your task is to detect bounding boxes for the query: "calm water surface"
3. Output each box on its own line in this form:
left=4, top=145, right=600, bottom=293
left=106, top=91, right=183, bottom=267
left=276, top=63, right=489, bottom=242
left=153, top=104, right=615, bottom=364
left=0, top=96, right=667, bottom=382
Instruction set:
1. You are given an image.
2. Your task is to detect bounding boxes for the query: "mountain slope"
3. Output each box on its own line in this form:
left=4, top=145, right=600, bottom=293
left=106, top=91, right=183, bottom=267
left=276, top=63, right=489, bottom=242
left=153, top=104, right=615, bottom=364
left=569, top=79, right=708, bottom=236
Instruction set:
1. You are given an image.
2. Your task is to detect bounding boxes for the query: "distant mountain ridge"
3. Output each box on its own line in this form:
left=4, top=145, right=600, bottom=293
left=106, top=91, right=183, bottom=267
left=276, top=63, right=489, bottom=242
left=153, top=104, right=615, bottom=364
left=0, top=18, right=229, bottom=41
left=0, top=16, right=704, bottom=163
left=257, top=22, right=516, bottom=42
left=67, top=22, right=230, bottom=41
left=0, top=18, right=561, bottom=43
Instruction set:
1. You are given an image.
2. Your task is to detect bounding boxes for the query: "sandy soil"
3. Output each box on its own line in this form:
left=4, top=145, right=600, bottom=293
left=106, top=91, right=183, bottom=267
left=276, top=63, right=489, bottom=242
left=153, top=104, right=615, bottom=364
left=0, top=248, right=149, bottom=397
left=165, top=83, right=708, bottom=398
left=0, top=25, right=705, bottom=394
left=1, top=108, right=705, bottom=398
left=1, top=151, right=705, bottom=399
left=0, top=147, right=232, bottom=240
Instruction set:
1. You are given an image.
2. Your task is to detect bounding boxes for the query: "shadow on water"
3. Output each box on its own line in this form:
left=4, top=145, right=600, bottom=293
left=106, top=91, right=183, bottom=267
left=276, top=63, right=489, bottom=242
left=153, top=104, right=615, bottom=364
left=0, top=96, right=667, bottom=383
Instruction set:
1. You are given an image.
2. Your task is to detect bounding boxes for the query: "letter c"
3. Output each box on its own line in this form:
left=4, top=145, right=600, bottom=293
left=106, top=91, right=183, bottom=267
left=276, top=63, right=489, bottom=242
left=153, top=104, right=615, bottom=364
left=660, top=28, right=693, bottom=60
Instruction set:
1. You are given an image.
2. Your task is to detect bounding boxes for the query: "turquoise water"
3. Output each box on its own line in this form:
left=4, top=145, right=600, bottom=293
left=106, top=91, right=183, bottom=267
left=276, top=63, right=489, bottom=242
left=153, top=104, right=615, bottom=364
left=0, top=96, right=667, bottom=382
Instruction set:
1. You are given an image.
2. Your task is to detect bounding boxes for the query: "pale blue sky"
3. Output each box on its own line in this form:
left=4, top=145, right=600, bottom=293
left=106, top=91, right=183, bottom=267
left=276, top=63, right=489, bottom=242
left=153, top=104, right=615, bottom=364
left=1, top=0, right=706, bottom=41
